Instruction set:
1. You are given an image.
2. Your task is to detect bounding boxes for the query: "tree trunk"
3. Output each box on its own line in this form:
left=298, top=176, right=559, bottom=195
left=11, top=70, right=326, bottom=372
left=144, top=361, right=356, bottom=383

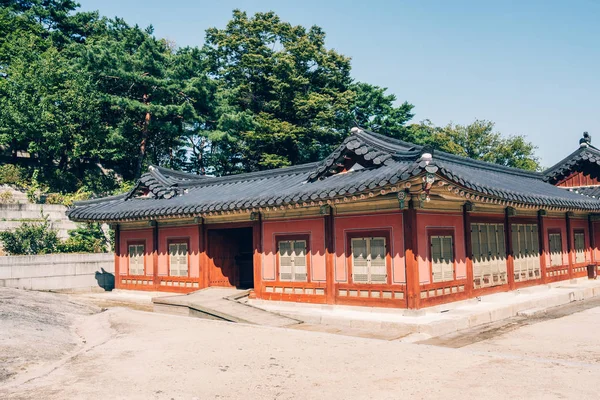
left=135, top=94, right=151, bottom=178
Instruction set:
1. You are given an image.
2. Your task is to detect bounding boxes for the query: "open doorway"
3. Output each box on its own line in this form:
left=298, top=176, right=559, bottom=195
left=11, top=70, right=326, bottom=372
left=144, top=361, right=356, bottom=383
left=207, top=227, right=254, bottom=289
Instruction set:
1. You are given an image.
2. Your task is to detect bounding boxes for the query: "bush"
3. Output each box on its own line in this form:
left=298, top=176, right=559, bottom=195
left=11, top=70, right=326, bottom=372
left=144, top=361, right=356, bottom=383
left=45, top=193, right=66, bottom=205
left=0, top=191, right=14, bottom=204
left=57, top=223, right=108, bottom=253
left=0, top=216, right=59, bottom=255
left=0, top=164, right=25, bottom=186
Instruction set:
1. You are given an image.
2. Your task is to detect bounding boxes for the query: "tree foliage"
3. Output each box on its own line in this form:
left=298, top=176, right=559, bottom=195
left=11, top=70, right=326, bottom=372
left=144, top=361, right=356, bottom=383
left=0, top=2, right=539, bottom=194
left=204, top=10, right=355, bottom=173
left=407, top=119, right=540, bottom=171
left=0, top=215, right=59, bottom=255
left=58, top=223, right=108, bottom=253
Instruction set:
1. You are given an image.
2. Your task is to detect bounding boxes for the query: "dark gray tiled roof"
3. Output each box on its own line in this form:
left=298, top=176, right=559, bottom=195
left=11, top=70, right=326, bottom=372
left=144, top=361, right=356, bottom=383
left=543, top=144, right=600, bottom=184
left=68, top=129, right=600, bottom=222
left=564, top=186, right=600, bottom=199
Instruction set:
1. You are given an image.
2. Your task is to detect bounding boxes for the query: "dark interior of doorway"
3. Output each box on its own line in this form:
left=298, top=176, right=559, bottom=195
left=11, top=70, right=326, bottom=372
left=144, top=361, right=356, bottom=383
left=207, top=227, right=254, bottom=289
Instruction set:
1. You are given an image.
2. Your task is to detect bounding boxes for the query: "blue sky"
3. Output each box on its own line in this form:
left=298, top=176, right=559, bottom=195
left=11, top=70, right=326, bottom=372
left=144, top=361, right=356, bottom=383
left=78, top=0, right=600, bottom=168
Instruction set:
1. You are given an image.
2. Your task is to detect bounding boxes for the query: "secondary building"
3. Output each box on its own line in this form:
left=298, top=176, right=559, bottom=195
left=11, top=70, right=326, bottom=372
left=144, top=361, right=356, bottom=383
left=68, top=129, right=600, bottom=309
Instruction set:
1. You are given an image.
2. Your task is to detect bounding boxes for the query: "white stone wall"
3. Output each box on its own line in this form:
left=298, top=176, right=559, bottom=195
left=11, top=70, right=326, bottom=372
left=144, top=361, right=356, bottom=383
left=0, top=253, right=114, bottom=291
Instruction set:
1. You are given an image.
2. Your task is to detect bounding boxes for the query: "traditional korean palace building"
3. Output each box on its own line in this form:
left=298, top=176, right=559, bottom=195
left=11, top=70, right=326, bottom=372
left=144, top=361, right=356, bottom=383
left=68, top=129, right=600, bottom=309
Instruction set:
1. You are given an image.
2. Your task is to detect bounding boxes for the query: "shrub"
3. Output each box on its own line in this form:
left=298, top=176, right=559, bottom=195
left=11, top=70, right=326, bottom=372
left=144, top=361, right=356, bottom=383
left=45, top=193, right=66, bottom=205
left=0, top=164, right=25, bottom=186
left=57, top=223, right=108, bottom=253
left=0, top=191, right=14, bottom=204
left=0, top=216, right=59, bottom=255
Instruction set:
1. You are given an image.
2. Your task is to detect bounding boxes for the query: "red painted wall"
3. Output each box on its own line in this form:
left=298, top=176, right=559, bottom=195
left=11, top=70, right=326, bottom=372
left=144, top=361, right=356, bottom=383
left=333, top=212, right=405, bottom=284
left=119, top=228, right=154, bottom=276
left=416, top=212, right=466, bottom=285
left=262, top=218, right=326, bottom=282
left=544, top=218, right=569, bottom=267
left=557, top=171, right=600, bottom=187
left=593, top=222, right=600, bottom=263
left=158, top=225, right=201, bottom=278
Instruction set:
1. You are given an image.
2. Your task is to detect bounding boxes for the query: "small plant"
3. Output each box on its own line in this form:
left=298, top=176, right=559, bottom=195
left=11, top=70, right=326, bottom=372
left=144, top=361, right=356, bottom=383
left=0, top=214, right=59, bottom=255
left=0, top=190, right=14, bottom=204
left=0, top=164, right=25, bottom=186
left=58, top=223, right=108, bottom=253
left=45, top=193, right=65, bottom=205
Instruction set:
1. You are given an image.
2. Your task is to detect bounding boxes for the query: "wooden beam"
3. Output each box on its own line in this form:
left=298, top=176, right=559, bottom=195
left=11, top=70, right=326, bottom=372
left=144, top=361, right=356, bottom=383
left=152, top=221, right=159, bottom=289
left=114, top=224, right=120, bottom=289
left=252, top=213, right=263, bottom=297
left=537, top=211, right=547, bottom=284
left=201, top=222, right=209, bottom=288
left=566, top=212, right=573, bottom=279
left=589, top=215, right=596, bottom=265
left=324, top=207, right=336, bottom=305
left=505, top=208, right=516, bottom=291
left=463, top=204, right=474, bottom=298
left=404, top=200, right=420, bottom=309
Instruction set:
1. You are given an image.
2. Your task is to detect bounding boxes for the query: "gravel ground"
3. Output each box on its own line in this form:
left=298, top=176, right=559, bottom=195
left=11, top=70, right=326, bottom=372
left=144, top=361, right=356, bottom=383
left=1, top=287, right=600, bottom=399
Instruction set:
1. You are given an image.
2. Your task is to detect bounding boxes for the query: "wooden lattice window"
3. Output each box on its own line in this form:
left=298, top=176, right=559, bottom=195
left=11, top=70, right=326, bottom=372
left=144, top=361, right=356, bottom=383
left=471, top=223, right=507, bottom=288
left=511, top=223, right=540, bottom=281
left=278, top=240, right=307, bottom=282
left=351, top=237, right=387, bottom=284
left=548, top=232, right=563, bottom=267
left=128, top=243, right=145, bottom=276
left=168, top=241, right=189, bottom=276
left=574, top=231, right=586, bottom=264
left=430, top=235, right=454, bottom=283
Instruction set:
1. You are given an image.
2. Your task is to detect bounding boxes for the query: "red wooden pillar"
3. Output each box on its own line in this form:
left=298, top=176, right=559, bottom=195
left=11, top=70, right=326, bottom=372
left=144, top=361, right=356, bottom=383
left=538, top=211, right=547, bottom=284
left=566, top=212, right=574, bottom=279
left=324, top=207, right=336, bottom=305
left=152, top=221, right=159, bottom=289
left=588, top=215, right=596, bottom=265
left=201, top=222, right=209, bottom=288
left=505, top=209, right=516, bottom=291
left=252, top=213, right=263, bottom=297
left=114, top=224, right=120, bottom=289
left=196, top=218, right=204, bottom=288
left=404, top=200, right=420, bottom=309
left=463, top=203, right=474, bottom=298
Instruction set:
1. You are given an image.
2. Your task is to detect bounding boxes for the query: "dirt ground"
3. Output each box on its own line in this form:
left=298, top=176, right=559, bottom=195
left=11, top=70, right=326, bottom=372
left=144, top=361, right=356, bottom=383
left=1, top=287, right=600, bottom=400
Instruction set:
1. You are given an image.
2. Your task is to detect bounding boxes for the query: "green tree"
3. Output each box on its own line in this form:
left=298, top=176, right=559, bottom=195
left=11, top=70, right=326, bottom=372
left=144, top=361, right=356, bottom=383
left=407, top=119, right=540, bottom=171
left=204, top=10, right=355, bottom=173
left=81, top=19, right=213, bottom=179
left=350, top=82, right=414, bottom=139
left=0, top=44, right=107, bottom=191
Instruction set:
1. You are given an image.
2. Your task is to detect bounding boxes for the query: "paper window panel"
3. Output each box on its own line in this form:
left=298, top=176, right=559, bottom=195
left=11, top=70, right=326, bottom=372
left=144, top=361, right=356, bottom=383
left=352, top=238, right=369, bottom=283
left=278, top=241, right=294, bottom=281
left=574, top=232, right=585, bottom=264
left=549, top=233, right=563, bottom=267
left=128, top=244, right=144, bottom=276
left=369, top=237, right=387, bottom=283
left=293, top=240, right=307, bottom=281
left=431, top=235, right=454, bottom=283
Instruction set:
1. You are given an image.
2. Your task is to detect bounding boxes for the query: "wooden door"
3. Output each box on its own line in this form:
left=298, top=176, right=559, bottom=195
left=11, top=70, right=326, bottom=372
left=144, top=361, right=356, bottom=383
left=207, top=230, right=237, bottom=287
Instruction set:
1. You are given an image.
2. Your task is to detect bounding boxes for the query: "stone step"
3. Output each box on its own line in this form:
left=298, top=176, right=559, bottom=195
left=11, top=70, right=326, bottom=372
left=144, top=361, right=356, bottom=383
left=152, top=288, right=301, bottom=328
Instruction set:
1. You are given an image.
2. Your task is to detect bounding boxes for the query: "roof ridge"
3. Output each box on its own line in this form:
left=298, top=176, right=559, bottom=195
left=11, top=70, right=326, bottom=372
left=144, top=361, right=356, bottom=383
left=150, top=165, right=209, bottom=180
left=179, top=162, right=319, bottom=188
left=356, top=128, right=542, bottom=179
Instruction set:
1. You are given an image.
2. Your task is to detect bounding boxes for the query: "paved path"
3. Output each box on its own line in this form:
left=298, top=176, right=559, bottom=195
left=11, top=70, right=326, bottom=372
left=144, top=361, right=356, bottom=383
left=3, top=292, right=600, bottom=400
left=251, top=277, right=600, bottom=339
left=153, top=287, right=301, bottom=327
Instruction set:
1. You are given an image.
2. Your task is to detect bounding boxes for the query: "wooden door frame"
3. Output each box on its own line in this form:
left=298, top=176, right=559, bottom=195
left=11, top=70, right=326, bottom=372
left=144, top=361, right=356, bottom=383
left=206, top=223, right=255, bottom=288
